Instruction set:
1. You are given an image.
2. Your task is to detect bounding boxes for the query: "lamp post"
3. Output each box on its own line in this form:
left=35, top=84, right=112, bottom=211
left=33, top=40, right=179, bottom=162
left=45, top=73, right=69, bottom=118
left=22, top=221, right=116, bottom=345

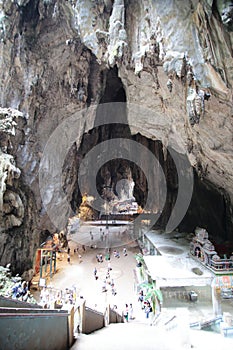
left=103, top=185, right=112, bottom=229
left=103, top=185, right=112, bottom=250
left=106, top=200, right=109, bottom=229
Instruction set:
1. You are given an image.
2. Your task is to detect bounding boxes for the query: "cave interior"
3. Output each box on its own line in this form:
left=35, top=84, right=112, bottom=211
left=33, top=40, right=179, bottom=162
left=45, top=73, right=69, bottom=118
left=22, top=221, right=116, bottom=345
left=69, top=66, right=233, bottom=255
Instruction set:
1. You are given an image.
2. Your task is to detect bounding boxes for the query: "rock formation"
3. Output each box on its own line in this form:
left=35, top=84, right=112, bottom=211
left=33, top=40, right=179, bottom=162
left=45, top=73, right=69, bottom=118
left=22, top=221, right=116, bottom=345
left=0, top=108, right=23, bottom=227
left=0, top=0, right=232, bottom=274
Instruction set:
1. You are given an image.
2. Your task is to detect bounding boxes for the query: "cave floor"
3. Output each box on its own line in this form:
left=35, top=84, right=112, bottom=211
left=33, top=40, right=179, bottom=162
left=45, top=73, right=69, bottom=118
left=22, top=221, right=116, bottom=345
left=31, top=224, right=233, bottom=348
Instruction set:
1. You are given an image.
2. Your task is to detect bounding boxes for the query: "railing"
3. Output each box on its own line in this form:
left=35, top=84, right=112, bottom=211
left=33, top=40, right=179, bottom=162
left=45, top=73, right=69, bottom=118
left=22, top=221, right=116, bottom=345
left=108, top=306, right=124, bottom=324
left=190, top=316, right=222, bottom=329
left=209, top=259, right=233, bottom=271
left=190, top=252, right=233, bottom=273
left=82, top=305, right=105, bottom=334
left=81, top=302, right=124, bottom=335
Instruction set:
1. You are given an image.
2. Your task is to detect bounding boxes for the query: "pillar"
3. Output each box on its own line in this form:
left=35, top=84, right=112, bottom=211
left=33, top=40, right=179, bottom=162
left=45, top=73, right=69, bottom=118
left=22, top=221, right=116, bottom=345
left=54, top=252, right=56, bottom=273
left=212, top=286, right=222, bottom=316
left=44, top=253, right=47, bottom=275
left=50, top=251, right=53, bottom=279
left=40, top=250, right=43, bottom=279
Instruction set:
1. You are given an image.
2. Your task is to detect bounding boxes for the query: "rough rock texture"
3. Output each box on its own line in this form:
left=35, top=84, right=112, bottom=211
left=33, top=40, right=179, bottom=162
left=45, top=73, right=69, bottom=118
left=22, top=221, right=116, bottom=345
left=0, top=0, right=232, bottom=274
left=0, top=108, right=23, bottom=227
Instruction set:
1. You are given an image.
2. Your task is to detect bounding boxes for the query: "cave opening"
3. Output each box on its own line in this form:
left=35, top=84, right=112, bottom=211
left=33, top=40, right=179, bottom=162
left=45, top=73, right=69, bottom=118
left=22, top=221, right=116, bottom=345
left=71, top=66, right=178, bottom=228
left=71, top=66, right=233, bottom=252
left=72, top=66, right=143, bottom=218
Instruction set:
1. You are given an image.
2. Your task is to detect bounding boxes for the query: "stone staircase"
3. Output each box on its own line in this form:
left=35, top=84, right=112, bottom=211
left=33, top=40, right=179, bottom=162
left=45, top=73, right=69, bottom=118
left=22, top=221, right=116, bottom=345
left=71, top=312, right=189, bottom=350
left=70, top=311, right=233, bottom=350
left=72, top=322, right=164, bottom=350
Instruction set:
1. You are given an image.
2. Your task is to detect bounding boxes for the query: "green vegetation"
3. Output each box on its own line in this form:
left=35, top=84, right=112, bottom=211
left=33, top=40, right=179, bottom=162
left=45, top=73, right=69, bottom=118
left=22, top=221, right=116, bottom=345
left=140, top=281, right=163, bottom=314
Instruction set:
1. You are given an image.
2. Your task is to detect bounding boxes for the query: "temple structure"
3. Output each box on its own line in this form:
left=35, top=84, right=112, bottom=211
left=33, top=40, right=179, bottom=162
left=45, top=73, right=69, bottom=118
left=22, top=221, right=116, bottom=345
left=190, top=228, right=233, bottom=275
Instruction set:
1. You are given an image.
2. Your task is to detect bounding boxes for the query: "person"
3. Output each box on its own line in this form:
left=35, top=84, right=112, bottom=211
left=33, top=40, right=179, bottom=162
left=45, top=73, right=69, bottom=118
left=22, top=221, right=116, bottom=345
left=55, top=291, right=63, bottom=309
left=69, top=292, right=74, bottom=304
left=112, top=286, right=117, bottom=296
left=40, top=286, right=49, bottom=308
left=145, top=301, right=152, bottom=319
left=102, top=280, right=107, bottom=292
left=67, top=246, right=70, bottom=254
left=106, top=271, right=110, bottom=282
left=94, top=267, right=98, bottom=280
left=12, top=282, right=21, bottom=299
left=90, top=231, right=93, bottom=241
left=129, top=303, right=134, bottom=320
left=72, top=287, right=77, bottom=304
left=123, top=304, right=129, bottom=322
left=146, top=301, right=153, bottom=325
left=123, top=247, right=127, bottom=256
left=67, top=254, right=71, bottom=264
left=64, top=288, right=70, bottom=304
left=138, top=290, right=144, bottom=309
left=20, top=281, right=30, bottom=302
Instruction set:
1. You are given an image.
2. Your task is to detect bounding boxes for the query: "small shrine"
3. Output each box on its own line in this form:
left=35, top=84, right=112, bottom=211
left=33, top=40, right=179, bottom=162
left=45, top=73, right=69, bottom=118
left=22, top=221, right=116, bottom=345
left=190, top=227, right=217, bottom=265
left=190, top=227, right=233, bottom=274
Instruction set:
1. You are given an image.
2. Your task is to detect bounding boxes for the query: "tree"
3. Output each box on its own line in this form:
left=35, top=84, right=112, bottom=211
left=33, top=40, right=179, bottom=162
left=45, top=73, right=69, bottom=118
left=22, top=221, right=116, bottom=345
left=140, top=281, right=163, bottom=314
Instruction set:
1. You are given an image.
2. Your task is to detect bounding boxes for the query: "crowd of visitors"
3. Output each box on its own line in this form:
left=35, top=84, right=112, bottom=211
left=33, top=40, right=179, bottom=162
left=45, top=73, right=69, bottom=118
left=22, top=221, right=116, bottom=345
left=39, top=285, right=81, bottom=309
left=123, top=303, right=134, bottom=322
left=138, top=289, right=154, bottom=324
left=12, top=280, right=31, bottom=302
left=24, top=236, right=155, bottom=326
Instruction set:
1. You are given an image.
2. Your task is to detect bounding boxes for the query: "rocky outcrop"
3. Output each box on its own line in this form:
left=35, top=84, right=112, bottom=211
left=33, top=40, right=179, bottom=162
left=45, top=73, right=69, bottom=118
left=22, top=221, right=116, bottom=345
left=0, top=0, right=232, bottom=274
left=0, top=108, right=23, bottom=229
left=0, top=107, right=39, bottom=274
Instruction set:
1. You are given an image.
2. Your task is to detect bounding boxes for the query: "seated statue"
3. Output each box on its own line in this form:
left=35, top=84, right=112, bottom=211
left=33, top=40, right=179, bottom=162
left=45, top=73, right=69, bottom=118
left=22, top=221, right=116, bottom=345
left=216, top=0, right=233, bottom=31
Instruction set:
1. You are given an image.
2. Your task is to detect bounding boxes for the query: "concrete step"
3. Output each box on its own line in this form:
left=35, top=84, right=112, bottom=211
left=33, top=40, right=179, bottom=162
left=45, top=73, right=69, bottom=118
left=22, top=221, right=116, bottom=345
left=72, top=323, right=164, bottom=350
left=71, top=318, right=233, bottom=350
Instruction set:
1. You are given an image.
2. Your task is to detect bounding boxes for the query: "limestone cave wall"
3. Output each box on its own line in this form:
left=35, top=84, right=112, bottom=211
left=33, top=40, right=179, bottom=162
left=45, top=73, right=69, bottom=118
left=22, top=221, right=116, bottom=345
left=0, top=0, right=232, bottom=274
